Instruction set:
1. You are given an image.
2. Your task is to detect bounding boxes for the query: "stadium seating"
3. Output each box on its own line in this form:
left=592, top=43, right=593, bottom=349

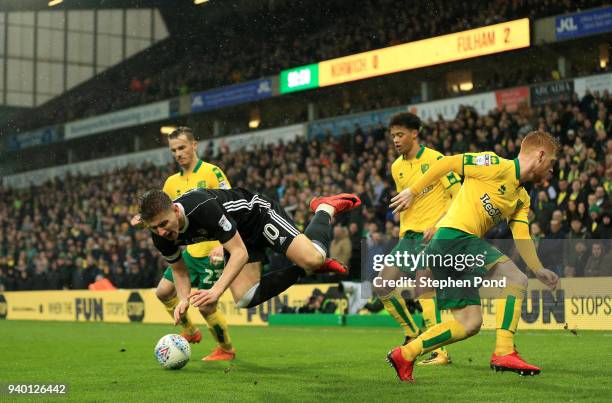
left=3, top=0, right=607, bottom=133
left=0, top=89, right=610, bottom=291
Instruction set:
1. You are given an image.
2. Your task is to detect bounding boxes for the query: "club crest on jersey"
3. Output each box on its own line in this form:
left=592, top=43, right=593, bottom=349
left=197, top=180, right=206, bottom=189
left=218, top=215, right=232, bottom=231
left=421, top=164, right=429, bottom=173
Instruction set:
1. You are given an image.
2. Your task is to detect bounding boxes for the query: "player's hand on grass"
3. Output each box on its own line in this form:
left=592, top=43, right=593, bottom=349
left=390, top=188, right=414, bottom=215
left=209, top=245, right=225, bottom=266
left=173, top=299, right=190, bottom=325
left=129, top=214, right=143, bottom=227
left=535, top=268, right=559, bottom=290
left=189, top=288, right=221, bottom=307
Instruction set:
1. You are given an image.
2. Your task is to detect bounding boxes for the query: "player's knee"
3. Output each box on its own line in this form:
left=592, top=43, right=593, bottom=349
left=155, top=284, right=174, bottom=301
left=199, top=304, right=217, bottom=316
left=374, top=286, right=394, bottom=297
left=463, top=316, right=483, bottom=336
left=374, top=266, right=403, bottom=297
left=235, top=282, right=259, bottom=308
left=514, top=270, right=528, bottom=289
left=300, top=253, right=325, bottom=271
left=503, top=264, right=528, bottom=288
left=373, top=280, right=395, bottom=297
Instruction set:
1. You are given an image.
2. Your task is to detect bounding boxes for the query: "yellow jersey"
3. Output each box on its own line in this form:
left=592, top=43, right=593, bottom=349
left=163, top=159, right=231, bottom=258
left=438, top=152, right=530, bottom=237
left=391, top=145, right=461, bottom=235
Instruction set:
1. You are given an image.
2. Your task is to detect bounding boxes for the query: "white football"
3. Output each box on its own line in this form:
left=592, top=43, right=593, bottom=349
left=154, top=334, right=191, bottom=369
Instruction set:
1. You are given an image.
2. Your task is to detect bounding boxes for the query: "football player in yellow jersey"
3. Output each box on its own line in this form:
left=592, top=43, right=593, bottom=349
left=375, top=113, right=461, bottom=366
left=158, top=127, right=236, bottom=361
left=387, top=130, right=560, bottom=382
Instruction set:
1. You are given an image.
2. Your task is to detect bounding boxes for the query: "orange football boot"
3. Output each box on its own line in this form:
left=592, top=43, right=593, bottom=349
left=202, top=346, right=236, bottom=361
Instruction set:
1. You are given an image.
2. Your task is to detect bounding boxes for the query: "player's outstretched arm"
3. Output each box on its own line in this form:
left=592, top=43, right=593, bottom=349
left=171, top=257, right=192, bottom=324
left=509, top=221, right=559, bottom=290
left=390, top=154, right=464, bottom=214
left=190, top=232, right=249, bottom=307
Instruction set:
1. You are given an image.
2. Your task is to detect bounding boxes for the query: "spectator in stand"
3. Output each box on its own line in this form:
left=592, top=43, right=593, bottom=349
left=539, top=219, right=566, bottom=275
left=0, top=86, right=609, bottom=288
left=583, top=242, right=612, bottom=277
left=588, top=205, right=602, bottom=236
left=563, top=218, right=590, bottom=277
left=533, top=191, right=556, bottom=232
left=594, top=211, right=612, bottom=240
left=330, top=226, right=352, bottom=266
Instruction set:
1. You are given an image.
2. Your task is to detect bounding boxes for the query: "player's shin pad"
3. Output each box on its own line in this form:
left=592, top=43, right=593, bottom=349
left=495, top=283, right=526, bottom=355
left=401, top=320, right=467, bottom=361
left=203, top=310, right=233, bottom=350
left=380, top=292, right=420, bottom=338
left=245, top=266, right=306, bottom=308
left=418, top=290, right=441, bottom=330
left=418, top=290, right=447, bottom=353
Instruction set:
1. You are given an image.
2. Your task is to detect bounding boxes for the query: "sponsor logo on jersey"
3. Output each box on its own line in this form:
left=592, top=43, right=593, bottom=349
left=465, top=154, right=500, bottom=166
left=480, top=193, right=502, bottom=224
left=218, top=181, right=230, bottom=189
left=218, top=215, right=232, bottom=231
left=476, top=155, right=491, bottom=166
left=498, top=184, right=506, bottom=195
left=419, top=184, right=434, bottom=196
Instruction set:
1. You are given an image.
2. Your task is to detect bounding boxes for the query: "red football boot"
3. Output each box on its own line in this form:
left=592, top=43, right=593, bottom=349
left=310, top=193, right=361, bottom=215
left=386, top=347, right=415, bottom=383
left=313, top=258, right=349, bottom=276
left=490, top=351, right=541, bottom=376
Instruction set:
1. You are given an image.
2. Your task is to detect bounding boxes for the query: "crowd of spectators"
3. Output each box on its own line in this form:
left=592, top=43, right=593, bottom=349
left=3, top=0, right=607, bottom=134
left=0, top=86, right=610, bottom=291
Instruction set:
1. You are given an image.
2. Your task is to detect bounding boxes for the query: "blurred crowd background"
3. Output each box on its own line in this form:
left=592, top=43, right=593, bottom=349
left=1, top=0, right=611, bottom=291
left=1, top=87, right=610, bottom=291
left=3, top=0, right=607, bottom=133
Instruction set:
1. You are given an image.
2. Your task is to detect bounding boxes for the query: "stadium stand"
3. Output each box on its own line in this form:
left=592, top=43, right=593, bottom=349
left=2, top=0, right=607, bottom=133
left=1, top=88, right=610, bottom=291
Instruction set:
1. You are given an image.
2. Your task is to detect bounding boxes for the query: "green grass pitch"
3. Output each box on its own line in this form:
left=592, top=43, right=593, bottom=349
left=1, top=321, right=610, bottom=402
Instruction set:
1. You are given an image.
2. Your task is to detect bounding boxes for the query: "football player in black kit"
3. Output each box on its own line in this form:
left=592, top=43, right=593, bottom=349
left=139, top=187, right=361, bottom=323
